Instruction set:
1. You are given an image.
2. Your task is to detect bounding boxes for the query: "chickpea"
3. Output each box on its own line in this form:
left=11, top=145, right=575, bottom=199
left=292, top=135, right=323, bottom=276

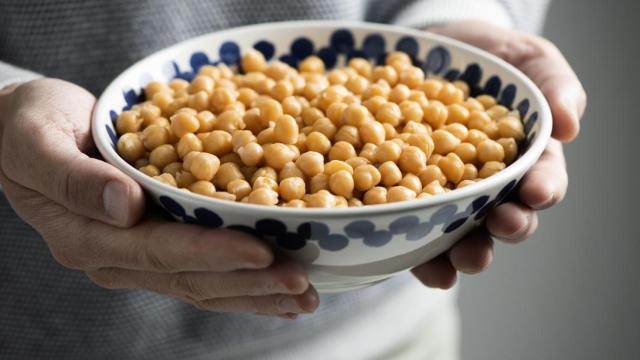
left=345, top=75, right=369, bottom=95
left=453, top=142, right=478, bottom=164
left=116, top=111, right=141, bottom=134
left=251, top=166, right=278, bottom=185
left=236, top=142, right=264, bottom=167
left=154, top=173, right=177, bottom=187
left=219, top=151, right=241, bottom=165
left=150, top=116, right=170, bottom=128
left=189, top=180, right=217, bottom=197
left=399, top=173, right=422, bottom=194
left=438, top=153, right=465, bottom=184
left=406, top=133, right=435, bottom=159
left=375, top=140, right=402, bottom=163
left=139, top=103, right=162, bottom=126
left=326, top=102, right=348, bottom=126
left=378, top=161, right=402, bottom=186
left=305, top=131, right=332, bottom=154
left=419, top=165, right=447, bottom=186
left=446, top=104, right=470, bottom=125
left=328, top=69, right=350, bottom=85
left=309, top=173, right=329, bottom=193
left=497, top=116, right=525, bottom=141
left=256, top=127, right=275, bottom=144
left=387, top=186, right=417, bottom=202
left=398, top=67, right=424, bottom=89
left=202, top=130, right=232, bottom=156
left=247, top=188, right=279, bottom=206
left=362, top=96, right=385, bottom=116
left=398, top=146, right=427, bottom=174
left=375, top=102, right=402, bottom=126
left=438, top=83, right=464, bottom=105
left=324, top=160, right=353, bottom=176
left=174, top=133, right=202, bottom=159
left=295, top=151, right=324, bottom=178
left=359, top=143, right=378, bottom=162
left=147, top=143, right=177, bottom=169
left=348, top=58, right=373, bottom=77
left=212, top=162, right=244, bottom=189
left=432, top=129, right=461, bottom=155
left=329, top=170, right=355, bottom=198
left=388, top=84, right=411, bottom=104
left=476, top=95, right=497, bottom=109
left=453, top=80, right=470, bottom=98
left=363, top=81, right=391, bottom=99
left=466, top=128, right=490, bottom=147
left=423, top=101, right=448, bottom=129
left=328, top=141, right=357, bottom=161
left=253, top=176, right=279, bottom=193
left=477, top=139, right=505, bottom=163
left=348, top=198, right=364, bottom=207
left=467, top=110, right=492, bottom=131
left=283, top=199, right=307, bottom=208
left=444, top=123, right=469, bottom=141
left=491, top=138, right=514, bottom=166
left=382, top=123, right=398, bottom=140
left=263, top=143, right=296, bottom=170
left=457, top=180, right=476, bottom=189
left=461, top=163, right=478, bottom=181
left=341, top=103, right=370, bottom=127
left=399, top=101, right=424, bottom=123
left=333, top=126, right=361, bottom=148
left=209, top=87, right=236, bottom=113
left=482, top=121, right=500, bottom=140
left=277, top=161, right=303, bottom=181
left=264, top=60, right=292, bottom=81
left=464, top=97, right=485, bottom=112
left=188, top=75, right=214, bottom=95
left=422, top=180, right=445, bottom=195
left=363, top=186, right=387, bottom=205
left=305, top=190, right=336, bottom=208
left=427, top=153, right=443, bottom=166
left=230, top=130, right=256, bottom=152
left=486, top=105, right=509, bottom=120
left=299, top=55, right=325, bottom=74
left=144, top=81, right=171, bottom=99
left=312, top=117, right=337, bottom=139
left=346, top=156, right=370, bottom=169
left=215, top=110, right=245, bottom=133
left=141, top=125, right=170, bottom=151
left=372, top=65, right=398, bottom=86
left=270, top=114, right=299, bottom=145
left=175, top=170, right=197, bottom=188
left=478, top=161, right=506, bottom=178
left=139, top=164, right=160, bottom=177
left=358, top=120, right=385, bottom=145
left=241, top=48, right=267, bottom=73
left=182, top=151, right=220, bottom=181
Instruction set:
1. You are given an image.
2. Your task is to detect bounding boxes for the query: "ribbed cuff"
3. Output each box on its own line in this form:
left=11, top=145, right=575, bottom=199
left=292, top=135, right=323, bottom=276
left=392, top=0, right=514, bottom=30
left=0, top=62, right=42, bottom=90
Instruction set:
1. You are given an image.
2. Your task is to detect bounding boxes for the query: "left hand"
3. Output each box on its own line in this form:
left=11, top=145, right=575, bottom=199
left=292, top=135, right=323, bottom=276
left=412, top=20, right=587, bottom=288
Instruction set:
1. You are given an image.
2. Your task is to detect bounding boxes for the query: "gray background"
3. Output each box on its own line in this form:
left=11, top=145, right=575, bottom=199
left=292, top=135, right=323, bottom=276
left=458, top=1, right=640, bottom=359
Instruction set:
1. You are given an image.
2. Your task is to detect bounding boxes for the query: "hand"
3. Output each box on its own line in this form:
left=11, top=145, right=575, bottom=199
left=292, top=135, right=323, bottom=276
left=0, top=79, right=318, bottom=318
left=412, top=21, right=587, bottom=288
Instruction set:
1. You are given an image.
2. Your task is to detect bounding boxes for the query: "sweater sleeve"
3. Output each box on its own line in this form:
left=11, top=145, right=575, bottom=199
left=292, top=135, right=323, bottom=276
left=379, top=0, right=551, bottom=33
left=0, top=61, right=42, bottom=89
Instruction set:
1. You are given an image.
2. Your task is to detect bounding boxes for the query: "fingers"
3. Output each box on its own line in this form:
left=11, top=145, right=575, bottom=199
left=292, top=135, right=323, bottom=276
left=0, top=177, right=274, bottom=272
left=430, top=21, right=587, bottom=142
left=447, top=228, right=494, bottom=273
left=486, top=202, right=539, bottom=243
left=0, top=79, right=145, bottom=227
left=87, top=259, right=309, bottom=299
left=411, top=255, right=457, bottom=289
left=519, top=139, right=568, bottom=209
left=195, top=287, right=319, bottom=315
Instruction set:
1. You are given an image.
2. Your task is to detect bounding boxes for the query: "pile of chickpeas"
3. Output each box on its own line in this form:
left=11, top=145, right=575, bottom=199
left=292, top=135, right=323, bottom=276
left=115, top=49, right=524, bottom=208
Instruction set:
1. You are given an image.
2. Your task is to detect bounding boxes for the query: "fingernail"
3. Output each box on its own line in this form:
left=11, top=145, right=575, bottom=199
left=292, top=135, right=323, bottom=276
left=563, top=95, right=579, bottom=121
left=103, top=181, right=129, bottom=225
left=278, top=297, right=303, bottom=313
left=531, top=192, right=555, bottom=210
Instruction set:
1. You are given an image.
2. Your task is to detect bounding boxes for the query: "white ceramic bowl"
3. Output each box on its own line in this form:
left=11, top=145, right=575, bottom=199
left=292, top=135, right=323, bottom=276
left=92, top=21, right=551, bottom=293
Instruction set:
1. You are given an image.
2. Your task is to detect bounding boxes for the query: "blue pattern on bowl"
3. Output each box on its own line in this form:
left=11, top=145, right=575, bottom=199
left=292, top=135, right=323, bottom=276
left=108, top=27, right=542, bottom=252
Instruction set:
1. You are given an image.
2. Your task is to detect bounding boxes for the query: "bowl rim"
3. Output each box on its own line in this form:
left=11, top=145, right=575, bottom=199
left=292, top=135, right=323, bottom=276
left=92, top=20, right=552, bottom=218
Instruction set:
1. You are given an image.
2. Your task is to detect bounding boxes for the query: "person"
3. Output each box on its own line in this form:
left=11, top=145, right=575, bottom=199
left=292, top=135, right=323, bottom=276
left=0, top=0, right=585, bottom=359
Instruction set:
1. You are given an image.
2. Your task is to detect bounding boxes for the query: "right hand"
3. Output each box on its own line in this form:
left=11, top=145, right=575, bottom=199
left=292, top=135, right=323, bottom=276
left=0, top=78, right=318, bottom=318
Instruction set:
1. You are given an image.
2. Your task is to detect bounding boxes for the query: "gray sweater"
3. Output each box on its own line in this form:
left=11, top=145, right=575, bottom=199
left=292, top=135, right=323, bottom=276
left=0, top=1, right=549, bottom=359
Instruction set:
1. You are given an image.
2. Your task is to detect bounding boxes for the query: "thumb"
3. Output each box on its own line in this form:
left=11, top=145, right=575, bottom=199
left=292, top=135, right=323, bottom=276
left=0, top=79, right=145, bottom=227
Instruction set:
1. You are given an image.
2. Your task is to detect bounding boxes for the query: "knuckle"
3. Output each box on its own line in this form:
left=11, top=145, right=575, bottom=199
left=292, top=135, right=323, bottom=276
left=47, top=240, right=86, bottom=270
left=170, top=274, right=206, bottom=300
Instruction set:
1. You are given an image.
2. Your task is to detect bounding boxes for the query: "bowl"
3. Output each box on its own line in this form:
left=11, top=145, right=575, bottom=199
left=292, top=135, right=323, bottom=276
left=92, top=21, right=551, bottom=293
